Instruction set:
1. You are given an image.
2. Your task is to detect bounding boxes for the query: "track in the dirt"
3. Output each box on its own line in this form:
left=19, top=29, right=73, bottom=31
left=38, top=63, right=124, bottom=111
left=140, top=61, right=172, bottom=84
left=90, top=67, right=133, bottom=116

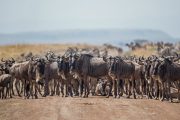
left=0, top=96, right=180, bottom=120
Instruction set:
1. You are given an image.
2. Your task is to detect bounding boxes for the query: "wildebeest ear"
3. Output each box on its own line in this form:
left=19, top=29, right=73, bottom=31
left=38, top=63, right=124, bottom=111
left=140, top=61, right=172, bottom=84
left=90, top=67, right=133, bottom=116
left=103, top=56, right=107, bottom=62
left=162, top=55, right=165, bottom=58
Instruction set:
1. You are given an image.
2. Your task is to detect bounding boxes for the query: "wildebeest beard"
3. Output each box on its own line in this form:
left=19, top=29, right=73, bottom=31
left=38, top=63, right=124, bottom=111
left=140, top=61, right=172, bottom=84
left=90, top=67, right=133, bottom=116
left=146, top=64, right=151, bottom=77
left=37, top=63, right=45, bottom=75
left=158, top=62, right=167, bottom=79
left=70, top=59, right=81, bottom=74
left=59, top=60, right=70, bottom=73
left=153, top=62, right=160, bottom=76
left=111, top=62, right=118, bottom=73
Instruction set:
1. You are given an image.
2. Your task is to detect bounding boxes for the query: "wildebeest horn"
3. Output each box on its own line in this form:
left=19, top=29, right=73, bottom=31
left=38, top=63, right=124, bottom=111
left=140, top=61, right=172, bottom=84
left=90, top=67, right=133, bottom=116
left=11, top=57, right=15, bottom=62
left=1, top=58, right=5, bottom=62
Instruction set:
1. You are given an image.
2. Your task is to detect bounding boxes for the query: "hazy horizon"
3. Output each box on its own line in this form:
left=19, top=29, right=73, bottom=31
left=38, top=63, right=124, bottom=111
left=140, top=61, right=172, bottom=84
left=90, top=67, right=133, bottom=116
left=0, top=0, right=180, bottom=38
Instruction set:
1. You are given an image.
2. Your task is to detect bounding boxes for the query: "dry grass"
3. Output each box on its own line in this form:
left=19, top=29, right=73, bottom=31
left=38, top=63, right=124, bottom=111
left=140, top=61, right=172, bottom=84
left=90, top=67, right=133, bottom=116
left=0, top=43, right=158, bottom=59
left=0, top=43, right=98, bottom=59
left=124, top=45, right=157, bottom=57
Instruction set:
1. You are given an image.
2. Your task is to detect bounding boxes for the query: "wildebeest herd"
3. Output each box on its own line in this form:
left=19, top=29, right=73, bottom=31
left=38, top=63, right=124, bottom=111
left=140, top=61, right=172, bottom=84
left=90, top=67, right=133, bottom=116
left=0, top=45, right=180, bottom=103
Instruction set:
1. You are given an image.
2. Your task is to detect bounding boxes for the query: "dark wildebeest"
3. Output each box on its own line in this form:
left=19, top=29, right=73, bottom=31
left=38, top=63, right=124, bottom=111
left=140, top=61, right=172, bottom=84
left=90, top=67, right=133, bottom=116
left=1, top=58, right=15, bottom=95
left=109, top=57, right=136, bottom=98
left=156, top=57, right=180, bottom=102
left=43, top=51, right=73, bottom=97
left=0, top=74, right=13, bottom=99
left=69, top=54, right=112, bottom=98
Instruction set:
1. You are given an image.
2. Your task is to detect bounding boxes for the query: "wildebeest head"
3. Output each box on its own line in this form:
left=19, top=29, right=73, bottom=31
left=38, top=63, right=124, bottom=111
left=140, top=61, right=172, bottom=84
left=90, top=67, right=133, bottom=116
left=69, top=53, right=81, bottom=76
left=1, top=57, right=15, bottom=74
left=58, top=56, right=70, bottom=74
left=108, top=57, right=119, bottom=77
left=144, top=59, right=152, bottom=80
left=156, top=58, right=171, bottom=79
left=33, top=58, right=46, bottom=82
left=152, top=59, right=162, bottom=77
left=45, top=51, right=56, bottom=62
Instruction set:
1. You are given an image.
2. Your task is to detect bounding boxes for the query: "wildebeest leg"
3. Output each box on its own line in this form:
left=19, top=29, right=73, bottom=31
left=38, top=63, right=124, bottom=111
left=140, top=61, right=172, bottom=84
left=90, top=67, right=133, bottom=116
left=86, top=78, right=90, bottom=98
left=79, top=79, right=83, bottom=97
left=50, top=80, right=55, bottom=96
left=56, top=80, right=60, bottom=96
left=34, top=82, right=37, bottom=99
left=119, top=79, right=124, bottom=96
left=167, top=80, right=172, bottom=102
left=140, top=79, right=144, bottom=99
left=160, top=82, right=165, bottom=101
left=147, top=82, right=152, bottom=99
left=0, top=89, right=1, bottom=99
left=132, top=79, right=136, bottom=99
left=83, top=77, right=87, bottom=98
left=72, top=79, right=79, bottom=96
left=60, top=80, right=64, bottom=97
left=20, top=80, right=24, bottom=94
left=177, top=82, right=180, bottom=102
left=4, top=87, right=8, bottom=99
left=154, top=81, right=159, bottom=100
left=54, top=79, right=57, bottom=96
left=1, top=87, right=5, bottom=99
left=9, top=78, right=13, bottom=98
left=43, top=78, right=49, bottom=97
left=149, top=79, right=153, bottom=99
left=124, top=80, right=128, bottom=96
left=29, top=80, right=34, bottom=99
left=7, top=83, right=11, bottom=98
left=113, top=80, right=117, bottom=98
left=15, top=79, right=21, bottom=97
left=36, top=81, right=43, bottom=97
left=23, top=80, right=27, bottom=98
left=117, top=79, right=120, bottom=98
left=126, top=80, right=131, bottom=98
left=65, top=80, right=68, bottom=97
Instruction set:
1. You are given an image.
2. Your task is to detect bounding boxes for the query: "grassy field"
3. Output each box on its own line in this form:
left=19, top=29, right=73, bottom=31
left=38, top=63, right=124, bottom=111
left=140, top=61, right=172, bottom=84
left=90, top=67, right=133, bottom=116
left=0, top=43, right=100, bottom=59
left=0, top=43, right=157, bottom=59
left=124, top=45, right=158, bottom=57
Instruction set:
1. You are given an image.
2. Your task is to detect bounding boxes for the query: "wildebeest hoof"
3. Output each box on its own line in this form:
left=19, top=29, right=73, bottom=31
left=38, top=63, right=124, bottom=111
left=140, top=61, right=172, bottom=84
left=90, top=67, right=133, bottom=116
left=65, top=95, right=68, bottom=97
left=153, top=97, right=158, bottom=100
left=42, top=94, right=47, bottom=97
left=160, top=98, right=164, bottom=102
left=35, top=95, right=38, bottom=99
left=18, top=95, right=22, bottom=97
left=113, top=96, right=117, bottom=98
left=126, top=96, right=130, bottom=99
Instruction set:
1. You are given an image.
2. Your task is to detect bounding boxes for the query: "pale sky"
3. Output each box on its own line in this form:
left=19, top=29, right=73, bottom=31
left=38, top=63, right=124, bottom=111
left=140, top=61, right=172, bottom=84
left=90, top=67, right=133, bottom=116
left=0, top=0, right=180, bottom=37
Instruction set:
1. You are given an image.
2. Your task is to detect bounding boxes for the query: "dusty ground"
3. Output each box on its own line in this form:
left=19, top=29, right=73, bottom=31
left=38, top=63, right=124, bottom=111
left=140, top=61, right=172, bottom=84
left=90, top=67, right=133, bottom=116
left=0, top=96, right=180, bottom=120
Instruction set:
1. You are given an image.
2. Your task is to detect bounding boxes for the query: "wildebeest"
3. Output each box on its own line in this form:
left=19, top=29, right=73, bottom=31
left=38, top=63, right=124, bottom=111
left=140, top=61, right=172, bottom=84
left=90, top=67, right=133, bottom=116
left=69, top=54, right=112, bottom=98
left=9, top=57, right=45, bottom=99
left=109, top=57, right=136, bottom=98
left=0, top=74, right=13, bottom=99
left=156, top=57, right=180, bottom=102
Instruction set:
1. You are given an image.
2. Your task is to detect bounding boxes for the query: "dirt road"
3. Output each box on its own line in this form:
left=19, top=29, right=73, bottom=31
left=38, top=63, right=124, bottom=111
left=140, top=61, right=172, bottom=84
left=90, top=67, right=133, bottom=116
left=0, top=96, right=180, bottom=120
